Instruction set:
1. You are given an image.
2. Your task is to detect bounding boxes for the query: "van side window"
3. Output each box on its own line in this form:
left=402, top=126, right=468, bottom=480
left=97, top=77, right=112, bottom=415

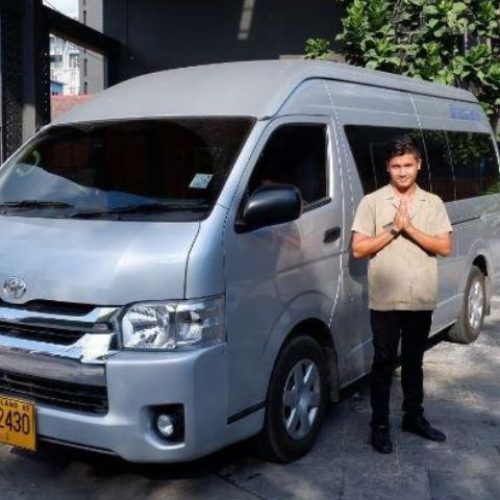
left=344, top=126, right=429, bottom=194
left=421, top=130, right=455, bottom=202
left=447, top=132, right=500, bottom=199
left=248, top=124, right=327, bottom=206
left=345, top=125, right=499, bottom=200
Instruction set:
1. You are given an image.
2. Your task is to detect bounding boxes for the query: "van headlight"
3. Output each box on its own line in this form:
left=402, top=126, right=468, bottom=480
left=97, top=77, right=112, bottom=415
left=121, top=296, right=225, bottom=350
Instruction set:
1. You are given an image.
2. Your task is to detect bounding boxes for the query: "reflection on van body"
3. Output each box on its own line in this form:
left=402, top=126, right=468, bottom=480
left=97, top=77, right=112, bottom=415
left=0, top=61, right=498, bottom=463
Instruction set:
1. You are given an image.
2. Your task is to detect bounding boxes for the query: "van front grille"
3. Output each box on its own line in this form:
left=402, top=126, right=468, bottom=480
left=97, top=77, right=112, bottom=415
left=0, top=322, right=83, bottom=346
left=0, top=299, right=95, bottom=316
left=0, top=369, right=108, bottom=415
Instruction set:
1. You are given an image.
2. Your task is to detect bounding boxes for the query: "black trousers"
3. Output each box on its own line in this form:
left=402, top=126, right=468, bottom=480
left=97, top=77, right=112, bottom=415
left=370, top=309, right=432, bottom=429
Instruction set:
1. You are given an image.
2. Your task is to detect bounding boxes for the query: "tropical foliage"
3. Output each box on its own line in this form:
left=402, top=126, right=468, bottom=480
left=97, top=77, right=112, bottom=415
left=305, top=0, right=500, bottom=131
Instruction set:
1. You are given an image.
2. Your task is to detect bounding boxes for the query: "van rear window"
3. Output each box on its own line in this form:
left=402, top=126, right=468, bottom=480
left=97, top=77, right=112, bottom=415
left=0, top=118, right=254, bottom=221
left=447, top=132, right=500, bottom=199
left=344, top=125, right=499, bottom=200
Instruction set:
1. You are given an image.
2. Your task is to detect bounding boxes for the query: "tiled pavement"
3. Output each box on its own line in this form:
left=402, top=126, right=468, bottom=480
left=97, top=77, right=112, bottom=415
left=2, top=301, right=500, bottom=499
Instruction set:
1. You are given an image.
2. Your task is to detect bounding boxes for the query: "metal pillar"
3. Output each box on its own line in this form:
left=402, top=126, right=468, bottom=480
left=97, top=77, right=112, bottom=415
left=0, top=1, right=121, bottom=161
left=0, top=2, right=24, bottom=160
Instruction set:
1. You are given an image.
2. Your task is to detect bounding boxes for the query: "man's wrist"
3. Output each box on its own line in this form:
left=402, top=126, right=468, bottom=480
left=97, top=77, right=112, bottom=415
left=383, top=222, right=400, bottom=238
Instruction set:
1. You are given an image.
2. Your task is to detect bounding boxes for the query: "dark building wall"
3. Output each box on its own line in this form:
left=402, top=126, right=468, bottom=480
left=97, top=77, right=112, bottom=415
left=104, top=0, right=343, bottom=81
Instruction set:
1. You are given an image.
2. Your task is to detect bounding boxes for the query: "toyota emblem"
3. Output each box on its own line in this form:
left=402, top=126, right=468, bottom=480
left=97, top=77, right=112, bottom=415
left=3, top=277, right=27, bottom=300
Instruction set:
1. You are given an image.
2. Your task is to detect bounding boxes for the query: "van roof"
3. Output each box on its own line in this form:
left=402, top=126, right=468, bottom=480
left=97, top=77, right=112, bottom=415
left=55, top=60, right=477, bottom=124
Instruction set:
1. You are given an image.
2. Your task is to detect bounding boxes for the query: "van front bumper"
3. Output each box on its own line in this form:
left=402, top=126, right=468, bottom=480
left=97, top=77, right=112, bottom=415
left=34, top=344, right=232, bottom=462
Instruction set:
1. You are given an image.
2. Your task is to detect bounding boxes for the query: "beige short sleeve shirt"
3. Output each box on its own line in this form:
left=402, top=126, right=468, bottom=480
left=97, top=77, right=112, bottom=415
left=352, top=184, right=452, bottom=311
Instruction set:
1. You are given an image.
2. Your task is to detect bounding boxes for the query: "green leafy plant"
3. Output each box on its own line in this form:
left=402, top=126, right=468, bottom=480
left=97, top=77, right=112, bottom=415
left=304, top=38, right=333, bottom=59
left=314, top=0, right=499, bottom=131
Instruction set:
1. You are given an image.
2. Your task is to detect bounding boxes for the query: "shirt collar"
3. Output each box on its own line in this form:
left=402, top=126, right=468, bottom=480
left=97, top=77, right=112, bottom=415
left=382, top=183, right=427, bottom=201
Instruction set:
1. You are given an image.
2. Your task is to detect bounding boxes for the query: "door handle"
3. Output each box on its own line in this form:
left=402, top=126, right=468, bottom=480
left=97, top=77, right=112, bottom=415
left=323, top=226, right=341, bottom=244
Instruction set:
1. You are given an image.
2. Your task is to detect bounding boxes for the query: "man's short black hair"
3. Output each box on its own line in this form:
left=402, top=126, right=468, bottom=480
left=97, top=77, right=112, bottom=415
left=385, top=135, right=421, bottom=162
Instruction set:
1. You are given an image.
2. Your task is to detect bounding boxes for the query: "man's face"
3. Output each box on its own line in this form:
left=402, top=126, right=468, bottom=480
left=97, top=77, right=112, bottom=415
left=386, top=153, right=421, bottom=191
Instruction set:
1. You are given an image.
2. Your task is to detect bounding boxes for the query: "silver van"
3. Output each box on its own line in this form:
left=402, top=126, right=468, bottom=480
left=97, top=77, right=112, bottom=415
left=0, top=61, right=498, bottom=463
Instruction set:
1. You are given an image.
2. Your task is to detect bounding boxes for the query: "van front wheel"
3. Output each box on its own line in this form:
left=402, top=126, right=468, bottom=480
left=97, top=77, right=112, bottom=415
left=448, top=265, right=486, bottom=344
left=256, top=335, right=328, bottom=463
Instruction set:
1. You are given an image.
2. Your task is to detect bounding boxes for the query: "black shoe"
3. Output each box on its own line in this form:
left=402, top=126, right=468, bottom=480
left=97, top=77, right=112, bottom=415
left=402, top=415, right=446, bottom=442
left=371, top=425, right=393, bottom=454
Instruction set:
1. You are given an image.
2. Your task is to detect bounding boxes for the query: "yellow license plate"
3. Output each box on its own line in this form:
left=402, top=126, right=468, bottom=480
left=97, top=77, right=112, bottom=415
left=0, top=395, right=36, bottom=451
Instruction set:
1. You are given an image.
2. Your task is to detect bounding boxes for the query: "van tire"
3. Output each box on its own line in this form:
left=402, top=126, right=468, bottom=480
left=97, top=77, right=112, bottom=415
left=255, top=335, right=328, bottom=463
left=448, top=266, right=486, bottom=344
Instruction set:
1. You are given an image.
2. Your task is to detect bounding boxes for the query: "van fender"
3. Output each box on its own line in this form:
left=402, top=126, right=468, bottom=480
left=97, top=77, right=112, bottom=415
left=259, top=291, right=339, bottom=402
left=458, top=239, right=493, bottom=311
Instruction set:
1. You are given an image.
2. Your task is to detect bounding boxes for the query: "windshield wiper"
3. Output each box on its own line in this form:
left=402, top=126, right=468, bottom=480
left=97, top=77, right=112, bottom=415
left=70, top=202, right=211, bottom=219
left=0, top=200, right=74, bottom=210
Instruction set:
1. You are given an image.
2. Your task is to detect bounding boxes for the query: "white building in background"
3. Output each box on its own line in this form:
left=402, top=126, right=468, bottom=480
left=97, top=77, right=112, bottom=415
left=49, top=34, right=80, bottom=95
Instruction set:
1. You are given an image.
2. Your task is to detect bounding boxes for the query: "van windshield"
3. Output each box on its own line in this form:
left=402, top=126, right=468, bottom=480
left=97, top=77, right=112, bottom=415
left=0, top=118, right=254, bottom=221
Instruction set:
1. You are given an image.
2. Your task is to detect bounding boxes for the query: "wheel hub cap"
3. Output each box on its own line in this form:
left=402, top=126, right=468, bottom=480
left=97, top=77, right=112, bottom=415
left=468, top=279, right=484, bottom=331
left=282, top=359, right=321, bottom=440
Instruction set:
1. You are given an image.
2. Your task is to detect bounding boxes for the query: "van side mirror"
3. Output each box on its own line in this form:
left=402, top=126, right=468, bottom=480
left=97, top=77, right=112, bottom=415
left=235, top=185, right=301, bottom=233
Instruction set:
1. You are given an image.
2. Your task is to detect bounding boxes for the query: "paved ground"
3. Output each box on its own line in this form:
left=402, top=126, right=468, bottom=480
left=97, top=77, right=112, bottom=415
left=2, top=301, right=500, bottom=499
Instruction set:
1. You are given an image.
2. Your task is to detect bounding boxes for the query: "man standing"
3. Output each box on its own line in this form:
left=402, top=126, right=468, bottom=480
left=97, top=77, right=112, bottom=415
left=351, top=135, right=452, bottom=454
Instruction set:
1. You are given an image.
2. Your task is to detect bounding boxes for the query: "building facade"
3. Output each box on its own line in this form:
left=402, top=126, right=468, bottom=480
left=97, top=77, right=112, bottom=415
left=50, top=79, right=64, bottom=95
left=103, top=0, right=342, bottom=82
left=49, top=33, right=80, bottom=95
left=79, top=0, right=104, bottom=95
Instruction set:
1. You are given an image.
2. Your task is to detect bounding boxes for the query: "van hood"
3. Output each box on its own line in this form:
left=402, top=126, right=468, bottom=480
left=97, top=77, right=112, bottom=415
left=0, top=217, right=200, bottom=306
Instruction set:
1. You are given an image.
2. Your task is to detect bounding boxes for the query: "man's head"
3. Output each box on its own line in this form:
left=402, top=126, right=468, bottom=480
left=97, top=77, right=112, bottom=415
left=385, top=135, right=422, bottom=193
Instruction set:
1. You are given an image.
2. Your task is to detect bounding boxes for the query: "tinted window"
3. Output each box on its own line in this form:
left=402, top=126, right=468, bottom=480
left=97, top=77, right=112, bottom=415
left=344, top=126, right=429, bottom=194
left=447, top=132, right=499, bottom=199
left=0, top=118, right=254, bottom=221
left=421, top=130, right=455, bottom=202
left=345, top=125, right=499, bottom=201
left=248, top=124, right=327, bottom=205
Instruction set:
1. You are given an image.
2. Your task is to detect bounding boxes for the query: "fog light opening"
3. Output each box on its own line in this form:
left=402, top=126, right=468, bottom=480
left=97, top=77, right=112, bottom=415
left=152, top=405, right=185, bottom=443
